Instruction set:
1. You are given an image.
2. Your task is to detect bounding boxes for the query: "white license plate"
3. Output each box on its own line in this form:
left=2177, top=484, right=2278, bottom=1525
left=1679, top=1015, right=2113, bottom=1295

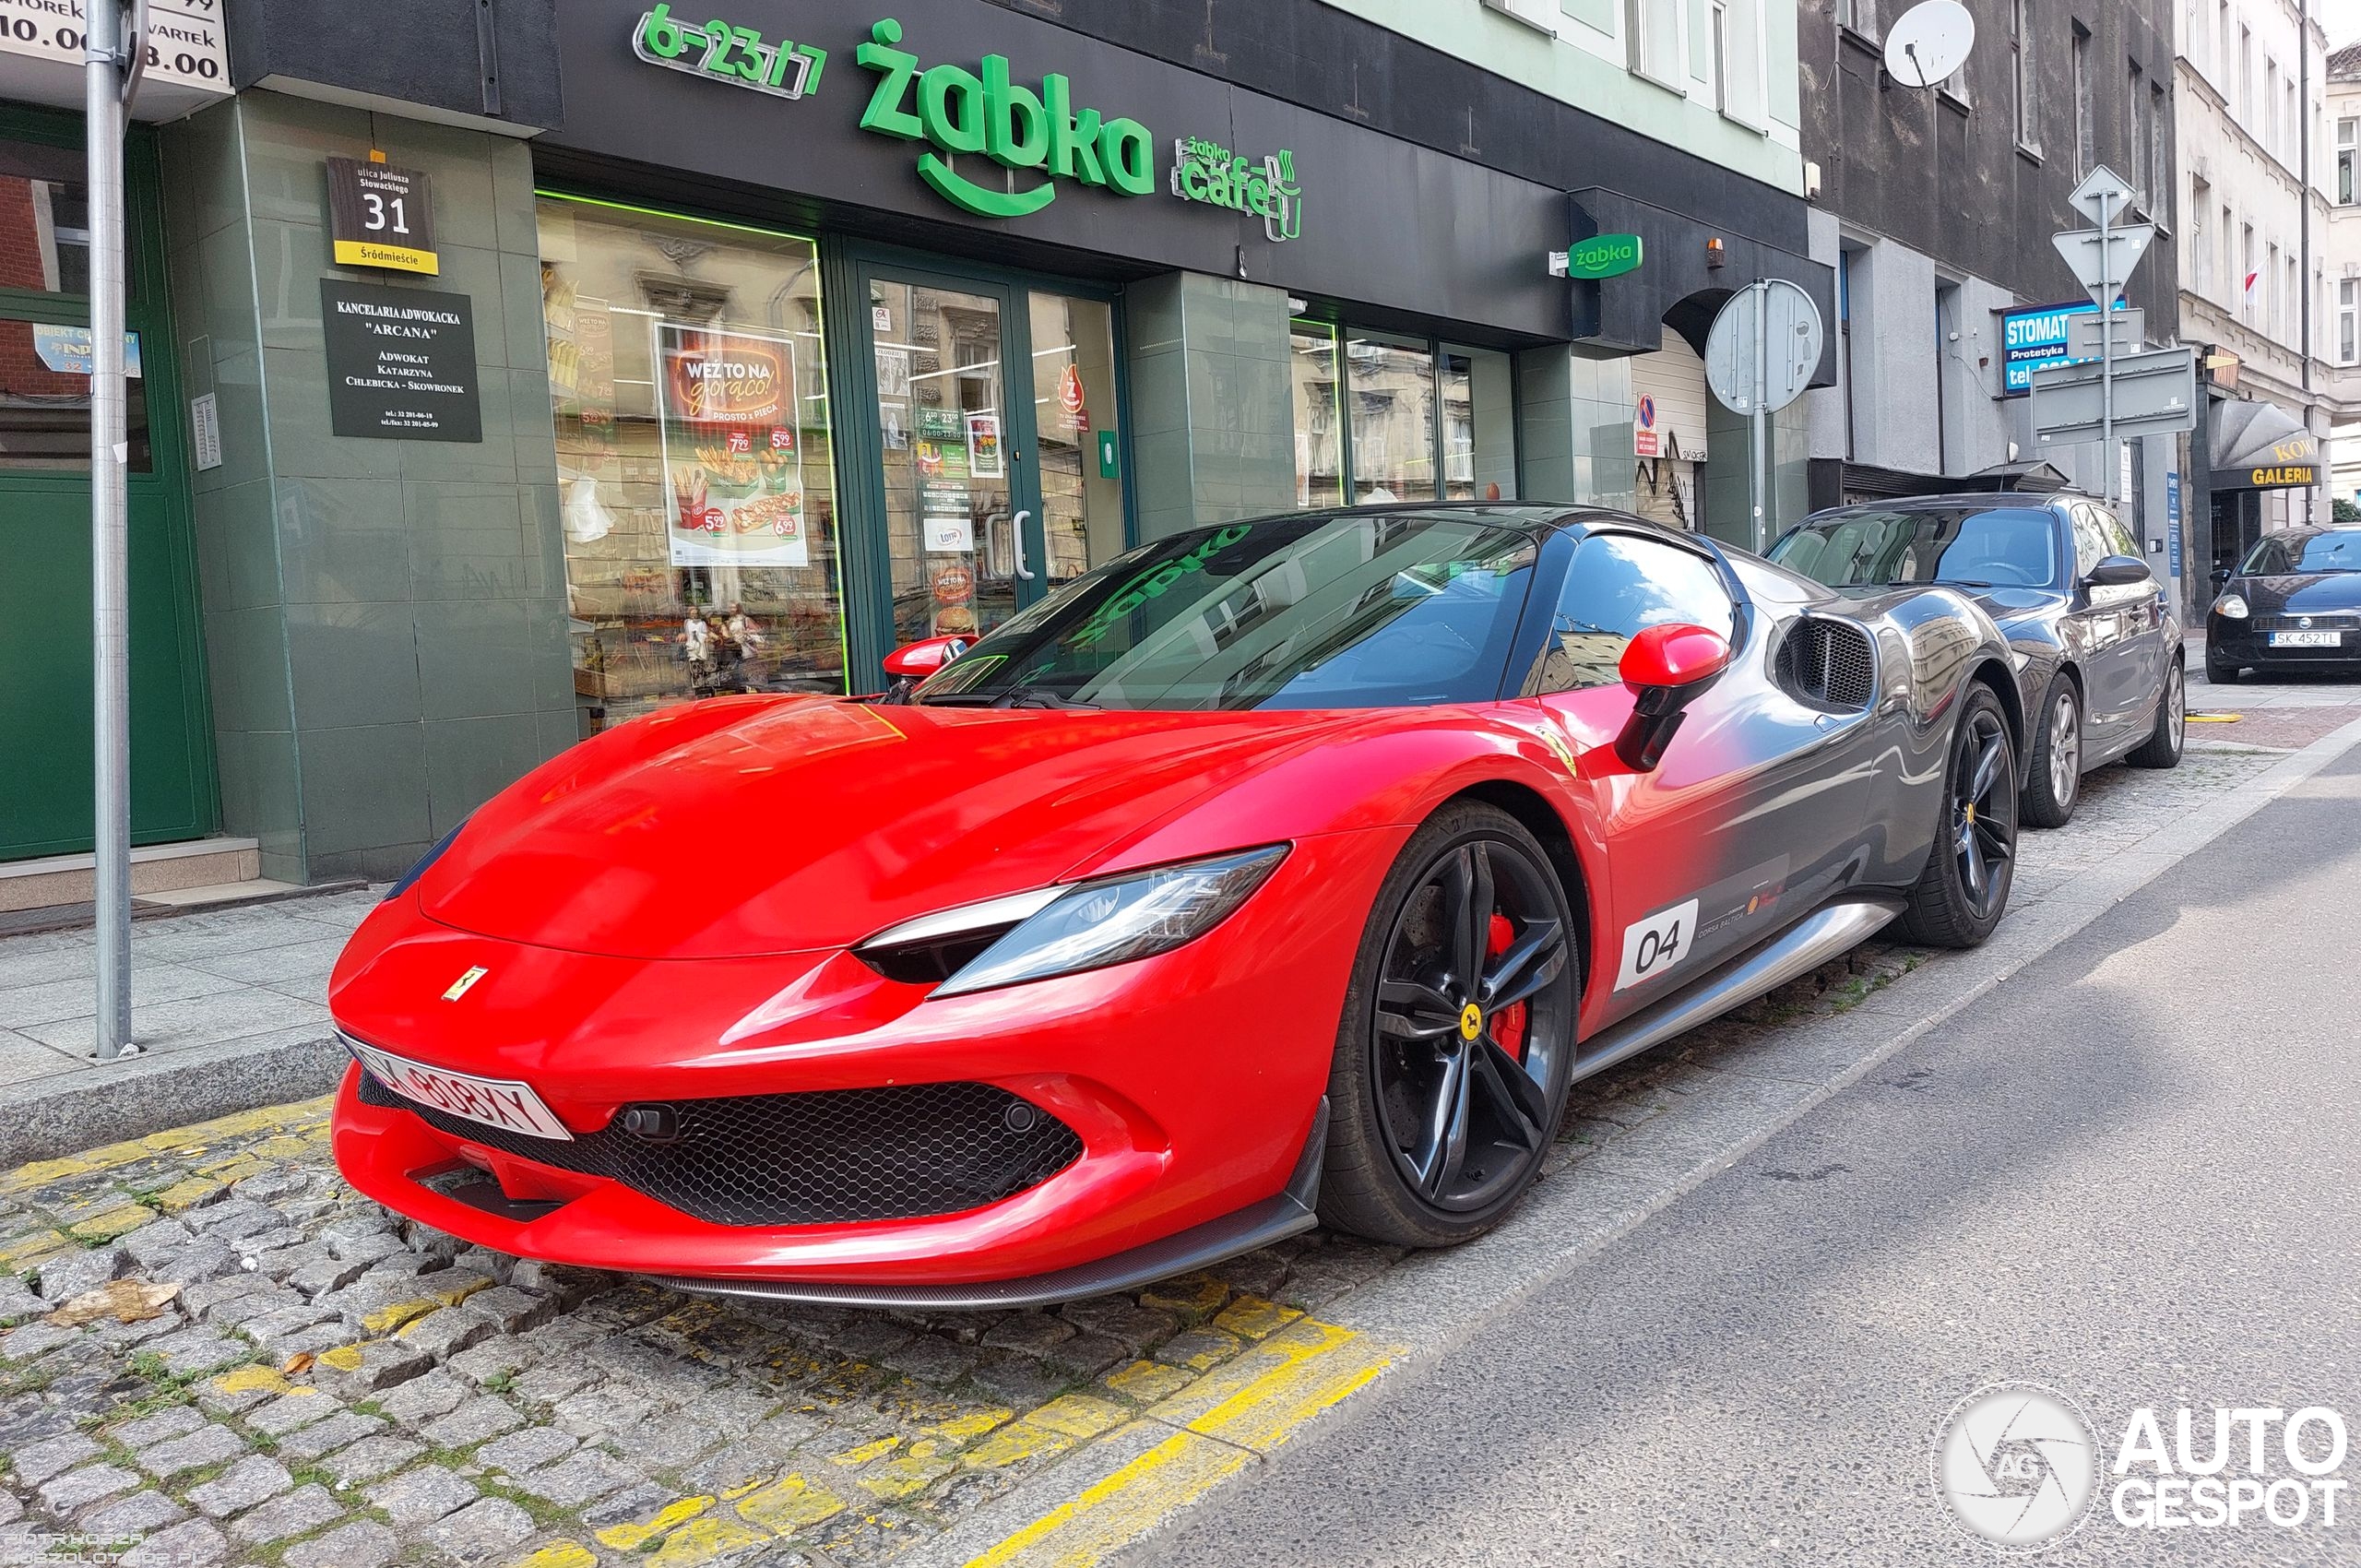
left=2270, top=630, right=2342, bottom=647
left=344, top=1037, right=574, bottom=1141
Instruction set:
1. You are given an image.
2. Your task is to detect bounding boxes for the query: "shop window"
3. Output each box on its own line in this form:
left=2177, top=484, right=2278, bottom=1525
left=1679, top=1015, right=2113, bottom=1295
left=537, top=195, right=844, bottom=731
left=1294, top=324, right=1514, bottom=510
left=1290, top=326, right=1345, bottom=508
left=1347, top=335, right=1439, bottom=504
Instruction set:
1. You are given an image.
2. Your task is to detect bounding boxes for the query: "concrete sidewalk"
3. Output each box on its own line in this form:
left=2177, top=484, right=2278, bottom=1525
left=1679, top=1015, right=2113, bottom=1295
left=0, top=891, right=376, bottom=1169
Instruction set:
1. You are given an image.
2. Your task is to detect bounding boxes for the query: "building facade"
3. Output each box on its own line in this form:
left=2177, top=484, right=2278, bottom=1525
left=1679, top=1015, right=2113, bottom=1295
left=1797, top=0, right=2182, bottom=595
left=2175, top=0, right=2353, bottom=587
left=1, top=0, right=1828, bottom=891
left=2319, top=39, right=2361, bottom=510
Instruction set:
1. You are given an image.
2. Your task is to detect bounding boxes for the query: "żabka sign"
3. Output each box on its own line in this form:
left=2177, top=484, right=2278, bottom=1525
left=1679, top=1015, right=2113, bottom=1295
left=626, top=10, right=1307, bottom=232
left=855, top=18, right=1155, bottom=218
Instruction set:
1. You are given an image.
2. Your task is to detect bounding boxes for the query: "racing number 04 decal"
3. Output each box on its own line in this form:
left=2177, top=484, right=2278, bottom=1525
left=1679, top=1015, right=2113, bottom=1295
left=1615, top=898, right=1699, bottom=992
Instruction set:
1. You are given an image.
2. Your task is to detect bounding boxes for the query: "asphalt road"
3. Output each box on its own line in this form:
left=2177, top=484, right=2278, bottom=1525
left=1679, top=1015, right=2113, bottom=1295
left=1132, top=744, right=2361, bottom=1567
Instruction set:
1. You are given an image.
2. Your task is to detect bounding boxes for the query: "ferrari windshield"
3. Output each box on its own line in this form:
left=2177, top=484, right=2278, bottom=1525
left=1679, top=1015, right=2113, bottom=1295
left=2241, top=530, right=2361, bottom=575
left=1771, top=506, right=2060, bottom=589
left=912, top=511, right=1542, bottom=710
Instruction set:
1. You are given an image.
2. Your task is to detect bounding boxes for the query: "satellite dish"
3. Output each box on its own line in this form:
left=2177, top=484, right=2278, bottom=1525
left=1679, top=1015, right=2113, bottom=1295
left=1882, top=0, right=1975, bottom=89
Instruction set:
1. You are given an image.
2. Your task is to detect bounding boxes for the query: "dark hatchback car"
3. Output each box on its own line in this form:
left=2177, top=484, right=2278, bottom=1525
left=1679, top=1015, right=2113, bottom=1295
left=1771, top=493, right=2183, bottom=828
left=2205, top=527, right=2361, bottom=683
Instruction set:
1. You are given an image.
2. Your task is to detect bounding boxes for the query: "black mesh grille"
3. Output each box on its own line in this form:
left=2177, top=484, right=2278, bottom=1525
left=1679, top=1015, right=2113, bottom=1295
left=357, top=1071, right=1083, bottom=1228
left=1777, top=618, right=1877, bottom=711
left=2254, top=613, right=2359, bottom=631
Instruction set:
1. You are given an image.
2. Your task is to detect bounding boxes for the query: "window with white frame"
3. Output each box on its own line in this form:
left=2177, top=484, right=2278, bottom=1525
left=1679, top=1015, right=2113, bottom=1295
left=2190, top=179, right=2209, bottom=292
left=2243, top=223, right=2257, bottom=322
left=2340, top=279, right=2359, bottom=365
left=1626, top=0, right=1686, bottom=89
left=2072, top=25, right=2094, bottom=175
left=2341, top=118, right=2358, bottom=205
left=2012, top=0, right=2037, bottom=149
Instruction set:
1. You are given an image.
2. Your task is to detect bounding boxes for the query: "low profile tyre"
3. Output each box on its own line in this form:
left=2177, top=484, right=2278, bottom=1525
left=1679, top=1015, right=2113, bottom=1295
left=1901, top=684, right=2019, bottom=950
left=1318, top=802, right=1580, bottom=1249
left=2020, top=675, right=2082, bottom=829
left=2127, top=660, right=2187, bottom=769
left=2205, top=649, right=2242, bottom=685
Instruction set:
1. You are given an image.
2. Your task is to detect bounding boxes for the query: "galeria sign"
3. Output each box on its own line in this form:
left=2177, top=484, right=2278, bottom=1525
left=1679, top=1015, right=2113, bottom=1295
left=856, top=18, right=1155, bottom=218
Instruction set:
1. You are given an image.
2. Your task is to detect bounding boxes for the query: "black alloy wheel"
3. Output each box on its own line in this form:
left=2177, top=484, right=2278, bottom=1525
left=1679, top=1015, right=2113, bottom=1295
left=1319, top=803, right=1579, bottom=1247
left=1901, top=685, right=2019, bottom=948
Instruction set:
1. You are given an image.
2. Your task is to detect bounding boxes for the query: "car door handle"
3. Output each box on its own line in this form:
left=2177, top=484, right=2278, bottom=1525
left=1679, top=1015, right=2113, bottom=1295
left=1013, top=511, right=1036, bottom=581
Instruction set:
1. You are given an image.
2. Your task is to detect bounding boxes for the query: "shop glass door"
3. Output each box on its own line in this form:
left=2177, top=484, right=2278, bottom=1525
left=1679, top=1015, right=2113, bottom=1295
left=1023, top=291, right=1124, bottom=594
left=861, top=264, right=1125, bottom=647
left=868, top=276, right=1019, bottom=645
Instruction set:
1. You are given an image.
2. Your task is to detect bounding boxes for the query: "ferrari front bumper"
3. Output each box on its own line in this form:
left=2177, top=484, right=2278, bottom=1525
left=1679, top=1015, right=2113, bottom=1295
left=327, top=833, right=1386, bottom=1299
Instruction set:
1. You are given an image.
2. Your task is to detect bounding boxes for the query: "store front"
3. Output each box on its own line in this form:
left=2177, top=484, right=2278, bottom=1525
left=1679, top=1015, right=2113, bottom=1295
left=528, top=0, right=1577, bottom=729
left=2205, top=399, right=2323, bottom=582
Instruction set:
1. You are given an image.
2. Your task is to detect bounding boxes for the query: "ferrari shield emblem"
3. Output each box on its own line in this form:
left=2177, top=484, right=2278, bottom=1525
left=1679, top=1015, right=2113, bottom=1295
left=441, top=966, right=489, bottom=1003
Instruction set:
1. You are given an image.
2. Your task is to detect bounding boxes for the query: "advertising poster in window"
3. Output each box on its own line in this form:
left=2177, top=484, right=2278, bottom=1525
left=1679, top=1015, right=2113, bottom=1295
left=657, top=323, right=809, bottom=567
left=966, top=411, right=1005, bottom=478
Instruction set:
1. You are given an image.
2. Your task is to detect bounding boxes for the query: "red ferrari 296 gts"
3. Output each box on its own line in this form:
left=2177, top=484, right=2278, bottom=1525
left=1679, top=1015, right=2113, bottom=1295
left=330, top=505, right=2024, bottom=1307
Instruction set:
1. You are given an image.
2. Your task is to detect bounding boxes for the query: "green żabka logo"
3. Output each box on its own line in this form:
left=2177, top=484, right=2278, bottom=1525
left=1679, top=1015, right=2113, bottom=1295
left=855, top=18, right=1155, bottom=219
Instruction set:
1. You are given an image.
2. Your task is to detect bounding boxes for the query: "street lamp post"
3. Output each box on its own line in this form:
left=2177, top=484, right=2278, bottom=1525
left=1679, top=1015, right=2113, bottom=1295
left=87, top=0, right=145, bottom=1060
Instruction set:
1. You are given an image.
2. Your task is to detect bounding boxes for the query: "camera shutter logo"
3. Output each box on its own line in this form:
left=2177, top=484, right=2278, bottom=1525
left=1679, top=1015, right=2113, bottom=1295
left=1933, top=1382, right=2100, bottom=1551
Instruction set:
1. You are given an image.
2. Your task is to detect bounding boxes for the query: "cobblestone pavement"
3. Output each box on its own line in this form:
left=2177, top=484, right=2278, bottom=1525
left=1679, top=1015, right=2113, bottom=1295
left=0, top=717, right=2347, bottom=1568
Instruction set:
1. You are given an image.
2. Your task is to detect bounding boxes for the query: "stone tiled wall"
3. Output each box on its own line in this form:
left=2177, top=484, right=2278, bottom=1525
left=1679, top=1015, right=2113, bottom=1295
left=160, top=91, right=572, bottom=885
left=1125, top=273, right=1298, bottom=538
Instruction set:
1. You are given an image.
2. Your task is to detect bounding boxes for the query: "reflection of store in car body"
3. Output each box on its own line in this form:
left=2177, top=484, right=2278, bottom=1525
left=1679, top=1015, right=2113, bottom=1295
left=1, top=0, right=1831, bottom=886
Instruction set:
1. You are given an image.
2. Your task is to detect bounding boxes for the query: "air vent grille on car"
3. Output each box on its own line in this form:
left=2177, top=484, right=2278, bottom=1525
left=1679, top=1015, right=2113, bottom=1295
left=1778, top=617, right=1877, bottom=711
left=357, top=1071, right=1082, bottom=1228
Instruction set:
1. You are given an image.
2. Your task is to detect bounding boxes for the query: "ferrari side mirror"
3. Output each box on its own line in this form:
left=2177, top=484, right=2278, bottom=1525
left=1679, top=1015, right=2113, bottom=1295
left=2083, top=555, right=2153, bottom=589
left=883, top=635, right=971, bottom=681
left=1615, top=623, right=1732, bottom=771
left=880, top=635, right=971, bottom=704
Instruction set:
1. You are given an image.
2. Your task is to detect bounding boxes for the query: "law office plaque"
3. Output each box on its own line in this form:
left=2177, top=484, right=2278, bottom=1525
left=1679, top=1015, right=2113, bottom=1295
left=320, top=280, right=483, bottom=443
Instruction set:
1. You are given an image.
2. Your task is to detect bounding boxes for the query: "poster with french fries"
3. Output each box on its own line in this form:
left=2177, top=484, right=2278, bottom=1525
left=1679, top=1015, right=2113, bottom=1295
left=657, top=323, right=810, bottom=568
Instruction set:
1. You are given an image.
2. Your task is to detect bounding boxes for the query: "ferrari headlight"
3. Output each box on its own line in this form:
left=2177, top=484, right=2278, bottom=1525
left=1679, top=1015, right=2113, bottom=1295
left=860, top=847, right=1289, bottom=998
left=2214, top=593, right=2250, bottom=620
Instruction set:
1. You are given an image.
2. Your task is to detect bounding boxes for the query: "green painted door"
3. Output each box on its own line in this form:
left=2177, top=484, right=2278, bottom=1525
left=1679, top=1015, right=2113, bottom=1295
left=0, top=113, right=215, bottom=861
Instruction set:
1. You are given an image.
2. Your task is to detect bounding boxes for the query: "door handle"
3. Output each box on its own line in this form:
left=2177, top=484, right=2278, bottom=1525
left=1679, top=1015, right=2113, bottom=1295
left=1013, top=511, right=1036, bottom=580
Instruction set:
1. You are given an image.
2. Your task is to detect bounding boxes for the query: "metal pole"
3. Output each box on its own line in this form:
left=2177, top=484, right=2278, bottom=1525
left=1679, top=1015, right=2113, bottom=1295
left=2100, top=193, right=2116, bottom=507
left=87, top=0, right=133, bottom=1060
left=1750, top=281, right=1770, bottom=552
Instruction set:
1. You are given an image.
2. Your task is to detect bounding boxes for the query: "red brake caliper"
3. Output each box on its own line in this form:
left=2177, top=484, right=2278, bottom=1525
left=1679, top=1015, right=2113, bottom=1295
left=1487, top=912, right=1528, bottom=1061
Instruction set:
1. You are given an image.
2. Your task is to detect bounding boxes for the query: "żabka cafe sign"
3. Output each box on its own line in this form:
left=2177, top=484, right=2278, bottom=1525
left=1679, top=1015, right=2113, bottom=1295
left=629, top=7, right=1305, bottom=240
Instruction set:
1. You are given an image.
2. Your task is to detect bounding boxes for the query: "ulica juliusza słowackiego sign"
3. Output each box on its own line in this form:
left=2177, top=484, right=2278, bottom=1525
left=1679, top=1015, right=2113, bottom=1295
left=627, top=10, right=1303, bottom=234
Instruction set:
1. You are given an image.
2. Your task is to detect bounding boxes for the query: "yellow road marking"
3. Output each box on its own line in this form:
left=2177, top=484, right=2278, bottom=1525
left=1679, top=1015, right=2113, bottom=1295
left=963, top=1320, right=1395, bottom=1568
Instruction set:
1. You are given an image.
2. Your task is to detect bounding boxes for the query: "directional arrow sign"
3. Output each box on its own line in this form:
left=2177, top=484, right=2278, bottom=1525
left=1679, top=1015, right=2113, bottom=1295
left=2068, top=165, right=2142, bottom=228
left=2053, top=225, right=2154, bottom=308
